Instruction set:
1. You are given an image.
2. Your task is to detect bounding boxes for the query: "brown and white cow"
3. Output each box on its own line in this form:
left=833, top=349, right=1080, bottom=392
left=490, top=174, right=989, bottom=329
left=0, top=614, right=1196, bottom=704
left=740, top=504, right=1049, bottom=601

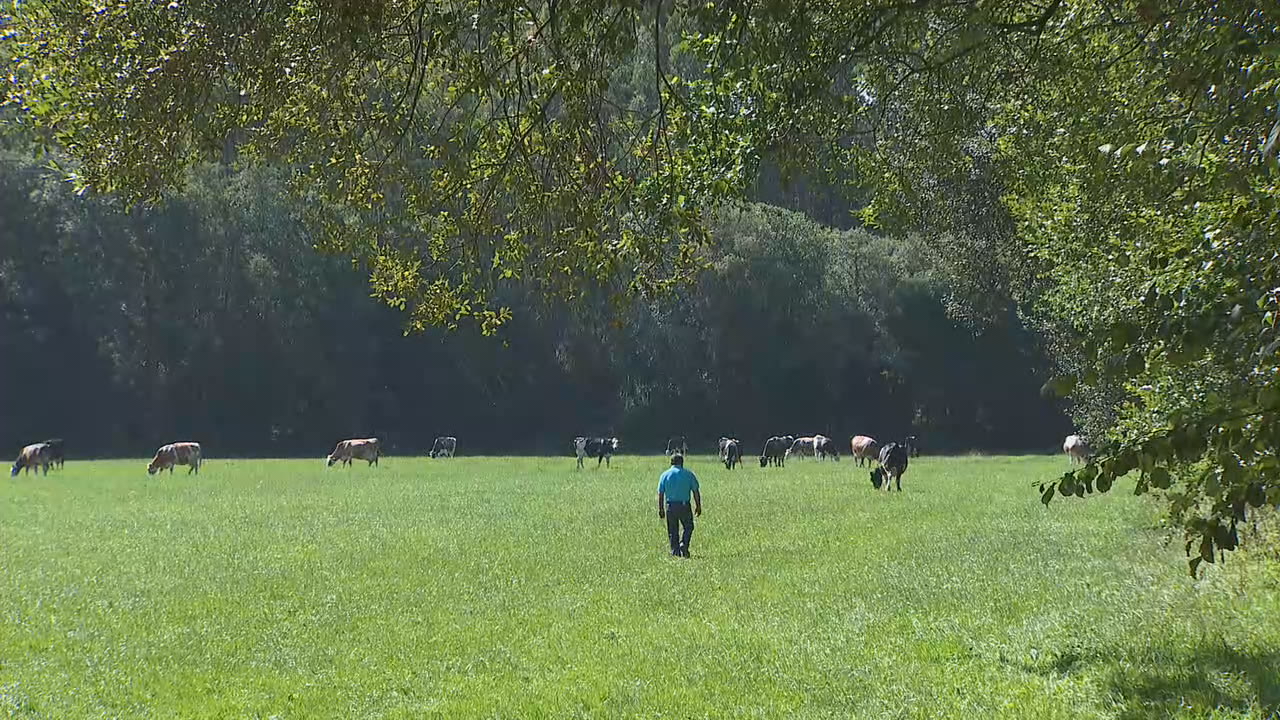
left=11, top=442, right=54, bottom=476
left=1063, top=434, right=1089, bottom=464
left=786, top=436, right=817, bottom=461
left=327, top=438, right=381, bottom=467
left=147, top=442, right=202, bottom=475
left=850, top=435, right=879, bottom=467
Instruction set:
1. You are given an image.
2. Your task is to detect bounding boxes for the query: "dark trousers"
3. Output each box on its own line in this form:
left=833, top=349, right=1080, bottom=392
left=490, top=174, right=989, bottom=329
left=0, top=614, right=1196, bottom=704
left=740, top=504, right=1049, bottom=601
left=666, top=502, right=694, bottom=556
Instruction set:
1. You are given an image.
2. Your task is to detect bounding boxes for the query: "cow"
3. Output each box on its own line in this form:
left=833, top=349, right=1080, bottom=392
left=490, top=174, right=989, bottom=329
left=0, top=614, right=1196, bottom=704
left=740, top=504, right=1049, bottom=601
left=147, top=442, right=202, bottom=475
left=718, top=436, right=731, bottom=461
left=575, top=436, right=619, bottom=469
left=429, top=436, right=457, bottom=458
left=870, top=441, right=909, bottom=491
left=42, top=438, right=65, bottom=469
left=850, top=435, right=879, bottom=467
left=904, top=435, right=920, bottom=458
left=816, top=435, right=840, bottom=461
left=326, top=437, right=380, bottom=467
left=665, top=435, right=687, bottom=457
left=786, top=436, right=818, bottom=461
left=759, top=435, right=790, bottom=467
left=722, top=438, right=742, bottom=469
left=1063, top=434, right=1089, bottom=464
left=11, top=442, right=53, bottom=476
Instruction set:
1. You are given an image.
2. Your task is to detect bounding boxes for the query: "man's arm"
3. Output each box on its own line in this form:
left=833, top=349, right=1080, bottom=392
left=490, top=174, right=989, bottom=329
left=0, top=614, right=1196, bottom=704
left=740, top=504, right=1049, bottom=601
left=693, top=489, right=702, bottom=516
left=657, top=490, right=665, bottom=518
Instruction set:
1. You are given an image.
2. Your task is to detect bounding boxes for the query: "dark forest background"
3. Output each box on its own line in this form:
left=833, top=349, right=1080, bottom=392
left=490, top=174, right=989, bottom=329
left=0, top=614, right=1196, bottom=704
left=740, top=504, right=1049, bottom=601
left=0, top=137, right=1067, bottom=457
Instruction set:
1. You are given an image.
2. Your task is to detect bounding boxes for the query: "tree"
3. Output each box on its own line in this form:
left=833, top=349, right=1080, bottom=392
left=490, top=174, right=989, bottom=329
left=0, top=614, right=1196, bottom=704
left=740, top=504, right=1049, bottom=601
left=7, top=1, right=1278, bottom=569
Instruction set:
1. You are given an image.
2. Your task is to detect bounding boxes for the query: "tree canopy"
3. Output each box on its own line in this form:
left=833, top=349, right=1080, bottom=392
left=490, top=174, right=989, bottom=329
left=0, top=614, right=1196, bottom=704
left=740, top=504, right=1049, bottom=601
left=5, top=0, right=1280, bottom=571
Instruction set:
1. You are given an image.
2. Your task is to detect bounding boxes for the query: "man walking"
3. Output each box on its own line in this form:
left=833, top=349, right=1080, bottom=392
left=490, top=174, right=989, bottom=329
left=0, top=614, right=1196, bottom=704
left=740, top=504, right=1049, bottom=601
left=657, top=453, right=702, bottom=557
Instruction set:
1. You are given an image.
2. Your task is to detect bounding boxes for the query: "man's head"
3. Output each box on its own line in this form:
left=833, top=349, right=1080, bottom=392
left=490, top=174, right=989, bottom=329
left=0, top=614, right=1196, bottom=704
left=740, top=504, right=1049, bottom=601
left=671, top=453, right=684, bottom=467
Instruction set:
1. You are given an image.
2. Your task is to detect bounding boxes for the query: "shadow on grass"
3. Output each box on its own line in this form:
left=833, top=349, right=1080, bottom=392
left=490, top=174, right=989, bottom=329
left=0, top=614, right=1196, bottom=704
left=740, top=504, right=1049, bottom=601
left=1017, top=643, right=1279, bottom=718
left=1105, top=646, right=1279, bottom=719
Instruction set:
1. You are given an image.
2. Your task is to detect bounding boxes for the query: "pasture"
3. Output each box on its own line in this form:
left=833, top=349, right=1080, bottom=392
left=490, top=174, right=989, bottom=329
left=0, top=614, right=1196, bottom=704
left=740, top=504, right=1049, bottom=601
left=2, top=455, right=1276, bottom=718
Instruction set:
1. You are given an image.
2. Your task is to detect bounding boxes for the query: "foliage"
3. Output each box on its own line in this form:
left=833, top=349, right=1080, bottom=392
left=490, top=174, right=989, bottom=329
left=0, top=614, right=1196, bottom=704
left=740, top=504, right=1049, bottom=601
left=2, top=456, right=1276, bottom=717
left=7, top=0, right=1280, bottom=569
left=0, top=148, right=1062, bottom=454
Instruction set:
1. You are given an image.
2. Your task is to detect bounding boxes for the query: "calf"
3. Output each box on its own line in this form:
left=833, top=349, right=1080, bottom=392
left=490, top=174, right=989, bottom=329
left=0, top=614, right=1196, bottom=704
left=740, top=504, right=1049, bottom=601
left=759, top=436, right=787, bottom=467
left=1063, top=434, right=1089, bottom=464
left=327, top=437, right=380, bottom=467
left=147, top=442, right=202, bottom=475
left=722, top=438, right=742, bottom=469
left=11, top=442, right=53, bottom=476
left=575, top=436, right=619, bottom=469
left=850, top=435, right=879, bottom=467
left=870, top=442, right=909, bottom=491
left=430, top=436, right=457, bottom=458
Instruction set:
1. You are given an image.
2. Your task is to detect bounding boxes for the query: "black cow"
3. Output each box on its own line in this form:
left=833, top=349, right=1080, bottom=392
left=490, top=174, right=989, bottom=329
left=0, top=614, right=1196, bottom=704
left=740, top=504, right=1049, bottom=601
left=759, top=435, right=790, bottom=467
left=665, top=435, right=687, bottom=456
left=43, top=438, right=65, bottom=469
left=723, top=439, right=742, bottom=469
left=870, top=442, right=909, bottom=491
left=575, top=436, right=619, bottom=469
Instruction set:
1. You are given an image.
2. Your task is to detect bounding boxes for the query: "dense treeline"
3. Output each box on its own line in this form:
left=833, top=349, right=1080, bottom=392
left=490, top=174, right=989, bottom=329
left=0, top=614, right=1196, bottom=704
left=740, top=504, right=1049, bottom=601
left=0, top=147, right=1065, bottom=457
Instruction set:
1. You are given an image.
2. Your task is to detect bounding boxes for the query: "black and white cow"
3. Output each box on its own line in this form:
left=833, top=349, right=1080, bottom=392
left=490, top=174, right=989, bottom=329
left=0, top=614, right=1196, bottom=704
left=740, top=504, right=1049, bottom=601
left=665, top=435, right=687, bottom=456
left=574, top=436, right=619, bottom=469
left=870, top=441, right=909, bottom=491
left=722, top=438, right=742, bottom=469
left=759, top=435, right=790, bottom=467
left=816, top=435, right=840, bottom=461
left=429, top=436, right=457, bottom=458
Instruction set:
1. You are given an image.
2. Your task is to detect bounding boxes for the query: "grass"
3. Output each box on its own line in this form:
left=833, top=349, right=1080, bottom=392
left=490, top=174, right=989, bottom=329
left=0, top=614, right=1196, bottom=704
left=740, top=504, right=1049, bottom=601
left=1, top=454, right=1277, bottom=718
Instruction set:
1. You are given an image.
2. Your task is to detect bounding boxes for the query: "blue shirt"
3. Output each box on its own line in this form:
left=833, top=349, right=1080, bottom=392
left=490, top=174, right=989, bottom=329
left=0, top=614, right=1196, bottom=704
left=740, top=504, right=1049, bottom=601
left=658, top=466, right=699, bottom=503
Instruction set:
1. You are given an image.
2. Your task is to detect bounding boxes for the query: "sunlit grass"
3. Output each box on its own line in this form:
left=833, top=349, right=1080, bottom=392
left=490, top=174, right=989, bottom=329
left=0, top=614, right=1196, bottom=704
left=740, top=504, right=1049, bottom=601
left=1, top=455, right=1276, bottom=718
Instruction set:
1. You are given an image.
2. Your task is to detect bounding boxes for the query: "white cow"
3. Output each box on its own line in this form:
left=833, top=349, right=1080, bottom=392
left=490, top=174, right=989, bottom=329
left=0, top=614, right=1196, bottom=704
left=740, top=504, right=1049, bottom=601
left=1063, top=434, right=1089, bottom=464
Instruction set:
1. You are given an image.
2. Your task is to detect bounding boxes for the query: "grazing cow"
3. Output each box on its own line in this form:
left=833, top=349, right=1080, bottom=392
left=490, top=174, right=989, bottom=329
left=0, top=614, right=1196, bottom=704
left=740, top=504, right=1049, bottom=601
left=1063, top=434, right=1089, bottom=464
left=429, top=436, right=457, bottom=458
left=11, top=443, right=53, bottom=476
left=326, top=437, right=380, bottom=467
left=870, top=442, right=909, bottom=491
left=786, top=436, right=818, bottom=461
left=722, top=439, right=742, bottom=469
left=147, top=442, right=202, bottom=475
left=759, top=435, right=790, bottom=467
left=850, top=435, right=879, bottom=467
left=816, top=435, right=840, bottom=461
left=575, top=436, right=619, bottom=469
left=665, top=435, right=687, bottom=456
left=42, top=438, right=65, bottom=469
left=904, top=435, right=920, bottom=458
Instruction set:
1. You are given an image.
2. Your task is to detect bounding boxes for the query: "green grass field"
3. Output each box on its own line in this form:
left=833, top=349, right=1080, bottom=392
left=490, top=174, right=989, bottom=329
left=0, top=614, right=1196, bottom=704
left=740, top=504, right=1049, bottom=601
left=1, top=455, right=1276, bottom=718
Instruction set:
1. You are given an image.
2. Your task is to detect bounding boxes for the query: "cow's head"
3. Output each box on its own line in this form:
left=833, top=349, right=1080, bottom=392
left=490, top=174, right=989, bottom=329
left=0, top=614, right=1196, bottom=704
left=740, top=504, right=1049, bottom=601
left=326, top=454, right=339, bottom=467
left=759, top=455, right=768, bottom=468
left=870, top=467, right=884, bottom=489
left=609, top=438, right=620, bottom=450
left=10, top=461, right=21, bottom=477
left=146, top=461, right=160, bottom=475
